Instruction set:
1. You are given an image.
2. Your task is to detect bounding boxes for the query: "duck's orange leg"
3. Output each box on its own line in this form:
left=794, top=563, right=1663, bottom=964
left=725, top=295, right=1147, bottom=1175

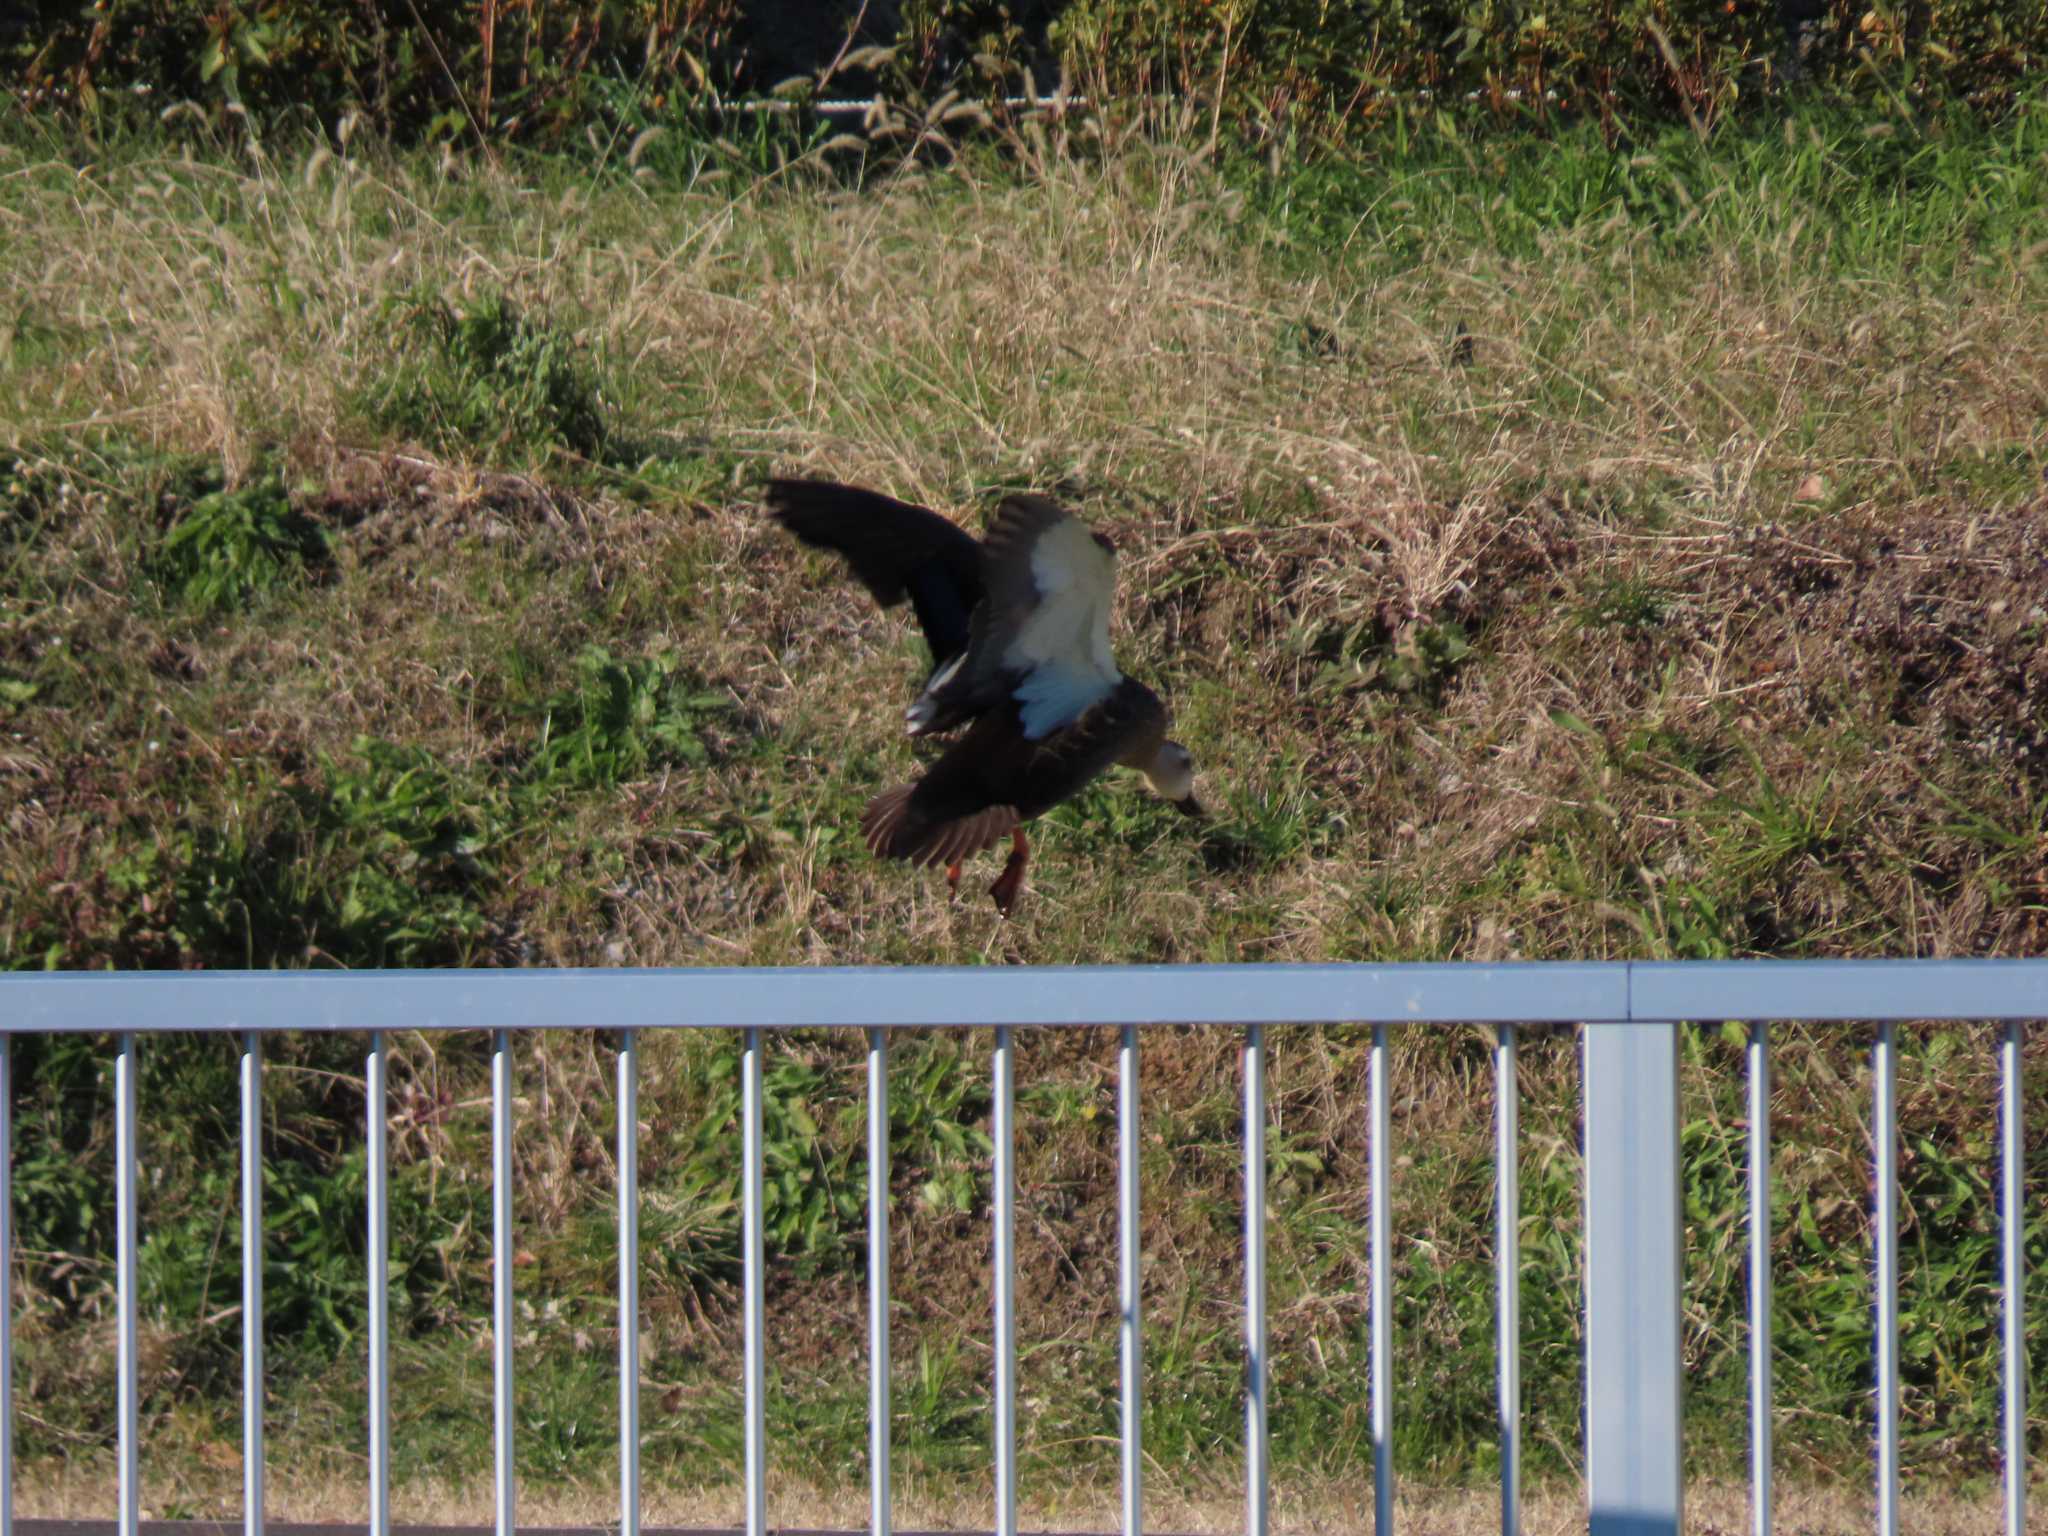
left=946, top=861, right=963, bottom=901
left=988, top=828, right=1029, bottom=918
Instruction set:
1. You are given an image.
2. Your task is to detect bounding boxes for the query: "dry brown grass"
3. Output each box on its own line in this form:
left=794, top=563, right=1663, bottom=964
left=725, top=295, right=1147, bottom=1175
left=17, top=1463, right=2047, bottom=1536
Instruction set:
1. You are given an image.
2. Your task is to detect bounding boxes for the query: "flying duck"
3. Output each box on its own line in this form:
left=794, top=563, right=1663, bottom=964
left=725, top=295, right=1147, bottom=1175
left=762, top=477, right=1201, bottom=915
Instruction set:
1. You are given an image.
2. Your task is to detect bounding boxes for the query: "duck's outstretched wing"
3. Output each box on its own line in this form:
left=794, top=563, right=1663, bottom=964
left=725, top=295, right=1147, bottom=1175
left=762, top=478, right=983, bottom=664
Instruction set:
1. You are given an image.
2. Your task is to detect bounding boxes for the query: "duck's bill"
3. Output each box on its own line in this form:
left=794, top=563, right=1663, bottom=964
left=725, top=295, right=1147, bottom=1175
left=1175, top=795, right=1205, bottom=818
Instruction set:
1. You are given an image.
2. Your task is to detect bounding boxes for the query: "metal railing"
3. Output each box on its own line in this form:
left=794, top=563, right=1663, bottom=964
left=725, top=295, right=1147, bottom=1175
left=0, top=960, right=2042, bottom=1536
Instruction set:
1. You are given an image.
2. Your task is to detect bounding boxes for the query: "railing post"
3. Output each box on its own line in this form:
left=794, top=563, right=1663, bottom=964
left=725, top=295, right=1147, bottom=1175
left=743, top=1027, right=767, bottom=1536
left=1118, top=1023, right=1142, bottom=1536
left=1495, top=1024, right=1521, bottom=1536
left=868, top=1027, right=892, bottom=1536
left=116, top=1032, right=140, bottom=1536
left=492, top=1030, right=516, bottom=1536
left=2000, top=1019, right=2025, bottom=1536
left=366, top=1033, right=390, bottom=1536
left=1747, top=1021, right=1772, bottom=1536
left=992, top=1025, right=1018, bottom=1536
left=1583, top=1021, right=1683, bottom=1536
left=241, top=1032, right=264, bottom=1536
left=1873, top=1022, right=1900, bottom=1536
left=618, top=1030, right=641, bottom=1536
left=1244, top=1025, right=1268, bottom=1536
left=1369, top=1022, right=1393, bottom=1536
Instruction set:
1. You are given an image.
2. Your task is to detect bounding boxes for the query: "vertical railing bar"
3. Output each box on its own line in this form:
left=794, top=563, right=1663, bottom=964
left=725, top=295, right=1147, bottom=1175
left=743, top=1027, right=767, bottom=1536
left=1371, top=1022, right=1394, bottom=1536
left=1749, top=1021, right=1772, bottom=1536
left=1582, top=1021, right=1685, bottom=1535
left=1495, top=1024, right=1519, bottom=1536
left=2000, top=1019, right=2025, bottom=1536
left=1873, top=1020, right=1899, bottom=1536
left=868, top=1028, right=892, bottom=1536
left=367, top=1033, right=390, bottom=1536
left=117, top=1032, right=140, bottom=1536
left=0, top=1035, right=13, bottom=1536
left=241, top=1032, right=264, bottom=1536
left=492, top=1029, right=516, bottom=1536
left=1119, top=1023, right=1143, bottom=1536
left=618, top=1030, right=641, bottom=1536
left=1244, top=1024, right=1268, bottom=1536
left=993, top=1025, right=1018, bottom=1536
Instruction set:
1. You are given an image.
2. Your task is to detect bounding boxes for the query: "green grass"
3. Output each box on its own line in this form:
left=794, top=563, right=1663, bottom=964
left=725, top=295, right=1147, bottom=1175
left=356, top=289, right=617, bottom=468
left=1, top=90, right=2046, bottom=1519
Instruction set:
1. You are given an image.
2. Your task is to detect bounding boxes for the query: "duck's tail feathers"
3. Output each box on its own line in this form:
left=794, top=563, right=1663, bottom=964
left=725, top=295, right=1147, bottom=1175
left=862, top=785, right=1019, bottom=868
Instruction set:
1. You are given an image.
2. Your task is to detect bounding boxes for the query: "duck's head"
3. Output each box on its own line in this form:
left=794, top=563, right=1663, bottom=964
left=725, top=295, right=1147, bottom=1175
left=1142, top=739, right=1203, bottom=818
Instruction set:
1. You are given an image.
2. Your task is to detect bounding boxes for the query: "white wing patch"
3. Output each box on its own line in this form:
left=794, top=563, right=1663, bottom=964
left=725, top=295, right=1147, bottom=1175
left=1007, top=516, right=1121, bottom=739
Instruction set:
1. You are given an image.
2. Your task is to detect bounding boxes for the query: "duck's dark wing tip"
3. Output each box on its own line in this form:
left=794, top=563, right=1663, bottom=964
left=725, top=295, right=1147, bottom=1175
left=759, top=478, right=983, bottom=632
left=759, top=476, right=859, bottom=533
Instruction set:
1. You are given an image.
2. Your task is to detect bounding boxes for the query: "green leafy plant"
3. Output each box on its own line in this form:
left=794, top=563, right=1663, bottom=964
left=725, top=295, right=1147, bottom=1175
left=677, top=1032, right=997, bottom=1279
left=682, top=1036, right=861, bottom=1275
left=525, top=645, right=728, bottom=790
left=1306, top=615, right=1473, bottom=704
left=166, top=739, right=506, bottom=969
left=17, top=1, right=2048, bottom=158
left=363, top=290, right=612, bottom=464
left=1577, top=576, right=1669, bottom=632
left=891, top=1036, right=994, bottom=1215
left=309, top=738, right=499, bottom=964
left=151, top=473, right=329, bottom=613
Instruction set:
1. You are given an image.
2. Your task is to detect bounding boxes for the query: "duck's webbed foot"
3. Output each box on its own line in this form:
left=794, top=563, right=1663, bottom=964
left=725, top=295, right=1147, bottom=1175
left=946, top=861, right=962, bottom=902
left=988, top=828, right=1029, bottom=918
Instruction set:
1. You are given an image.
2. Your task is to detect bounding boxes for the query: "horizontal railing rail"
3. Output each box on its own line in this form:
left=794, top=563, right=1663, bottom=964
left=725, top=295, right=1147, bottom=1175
left=6, top=958, right=2048, bottom=1031
left=0, top=960, right=2039, bottom=1536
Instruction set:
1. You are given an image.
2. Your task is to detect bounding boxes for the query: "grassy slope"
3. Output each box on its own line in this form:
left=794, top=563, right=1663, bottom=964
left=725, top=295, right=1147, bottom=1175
left=1, top=96, right=2046, bottom=1520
